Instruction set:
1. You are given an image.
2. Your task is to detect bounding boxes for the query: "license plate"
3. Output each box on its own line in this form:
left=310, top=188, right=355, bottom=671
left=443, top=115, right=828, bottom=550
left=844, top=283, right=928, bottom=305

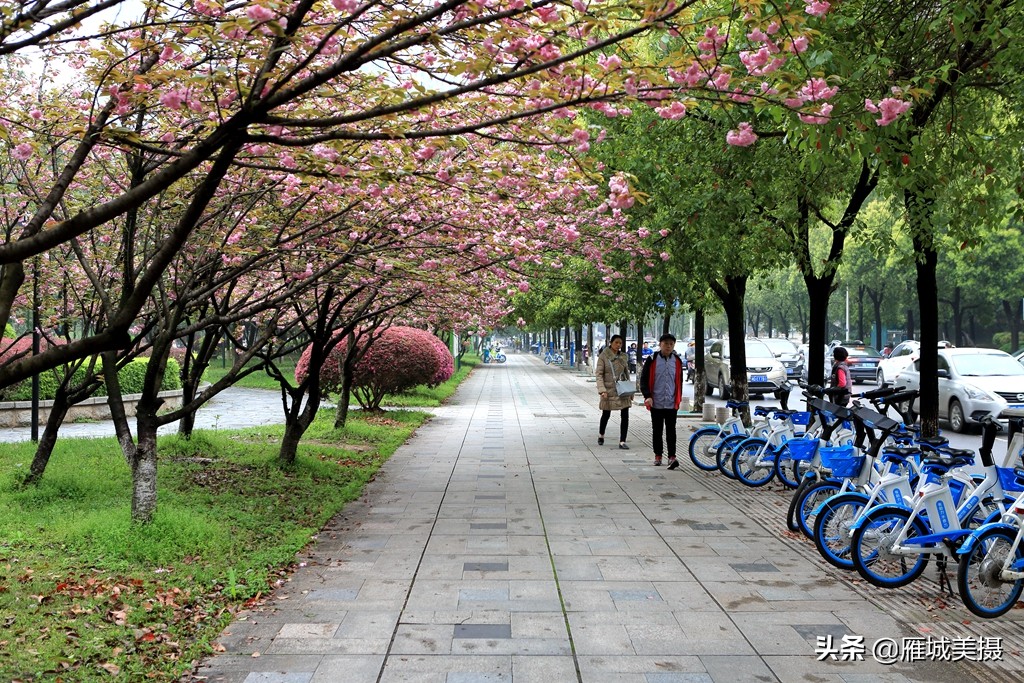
left=1008, top=404, right=1024, bottom=411
left=786, top=368, right=796, bottom=375
left=751, top=374, right=767, bottom=382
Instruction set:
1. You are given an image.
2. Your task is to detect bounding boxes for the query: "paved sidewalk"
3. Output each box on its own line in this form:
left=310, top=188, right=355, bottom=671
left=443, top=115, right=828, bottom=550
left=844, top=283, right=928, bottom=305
left=191, top=354, right=1023, bottom=683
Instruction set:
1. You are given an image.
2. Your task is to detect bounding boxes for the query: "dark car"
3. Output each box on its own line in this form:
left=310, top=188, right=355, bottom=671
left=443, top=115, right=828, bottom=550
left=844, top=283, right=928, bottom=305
left=843, top=344, right=883, bottom=384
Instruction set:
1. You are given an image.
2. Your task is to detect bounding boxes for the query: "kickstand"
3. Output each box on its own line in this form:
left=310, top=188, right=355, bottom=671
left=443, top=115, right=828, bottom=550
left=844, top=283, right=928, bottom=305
left=936, top=556, right=955, bottom=598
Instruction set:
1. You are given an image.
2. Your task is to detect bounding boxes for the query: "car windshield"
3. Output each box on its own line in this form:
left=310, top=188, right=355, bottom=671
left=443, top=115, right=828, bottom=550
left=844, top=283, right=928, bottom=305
left=745, top=341, right=775, bottom=360
left=952, top=353, right=1024, bottom=377
left=762, top=339, right=797, bottom=355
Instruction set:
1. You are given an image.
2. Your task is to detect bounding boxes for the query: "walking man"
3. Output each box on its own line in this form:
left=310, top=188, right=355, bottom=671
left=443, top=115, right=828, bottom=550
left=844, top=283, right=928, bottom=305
left=640, top=333, right=684, bottom=468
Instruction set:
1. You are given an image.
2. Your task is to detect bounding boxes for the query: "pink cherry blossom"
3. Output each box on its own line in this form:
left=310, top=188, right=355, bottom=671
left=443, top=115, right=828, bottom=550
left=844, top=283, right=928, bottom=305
left=805, top=0, right=831, bottom=17
left=865, top=97, right=912, bottom=126
left=535, top=5, right=559, bottom=23
left=747, top=28, right=768, bottom=42
left=414, top=146, right=437, bottom=161
left=656, top=101, right=687, bottom=119
left=331, top=0, right=359, bottom=12
left=660, top=252, right=670, bottom=261
left=791, top=36, right=809, bottom=53
left=726, top=122, right=757, bottom=147
left=597, top=53, right=622, bottom=72
left=246, top=4, right=277, bottom=21
left=159, top=90, right=185, bottom=110
left=518, top=282, right=530, bottom=292
left=798, top=103, right=833, bottom=125
left=12, top=143, right=33, bottom=161
left=799, top=77, right=838, bottom=102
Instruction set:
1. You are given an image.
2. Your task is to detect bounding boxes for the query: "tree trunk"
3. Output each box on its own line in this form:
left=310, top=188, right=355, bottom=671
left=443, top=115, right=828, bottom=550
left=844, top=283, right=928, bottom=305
left=131, top=409, right=161, bottom=524
left=710, top=276, right=749, bottom=424
left=279, top=415, right=308, bottom=465
left=662, top=312, right=671, bottom=336
left=177, top=374, right=201, bottom=438
left=693, top=308, right=706, bottom=411
left=911, top=222, right=940, bottom=438
left=804, top=275, right=835, bottom=387
left=857, top=285, right=866, bottom=340
left=867, top=288, right=884, bottom=349
left=1004, top=299, right=1022, bottom=352
left=22, top=392, right=71, bottom=486
left=906, top=308, right=915, bottom=341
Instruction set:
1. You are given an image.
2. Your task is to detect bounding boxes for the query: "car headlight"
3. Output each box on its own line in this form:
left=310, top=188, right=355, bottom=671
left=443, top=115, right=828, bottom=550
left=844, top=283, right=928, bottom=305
left=962, top=384, right=996, bottom=401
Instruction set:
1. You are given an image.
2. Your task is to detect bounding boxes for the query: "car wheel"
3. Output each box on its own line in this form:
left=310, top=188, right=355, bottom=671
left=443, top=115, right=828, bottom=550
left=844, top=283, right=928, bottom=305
left=876, top=368, right=885, bottom=387
left=949, top=398, right=966, bottom=433
left=719, top=374, right=731, bottom=400
left=705, top=378, right=714, bottom=396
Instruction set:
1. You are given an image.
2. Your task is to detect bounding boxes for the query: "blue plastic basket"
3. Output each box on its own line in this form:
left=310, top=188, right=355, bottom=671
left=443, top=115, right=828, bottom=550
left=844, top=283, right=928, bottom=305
left=819, top=445, right=863, bottom=479
left=786, top=438, right=818, bottom=462
left=998, top=467, right=1024, bottom=494
left=791, top=411, right=811, bottom=426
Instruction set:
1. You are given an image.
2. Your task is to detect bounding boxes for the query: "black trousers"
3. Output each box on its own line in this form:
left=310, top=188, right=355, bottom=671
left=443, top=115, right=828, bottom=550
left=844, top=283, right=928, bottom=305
left=599, top=408, right=629, bottom=442
left=650, top=408, right=678, bottom=457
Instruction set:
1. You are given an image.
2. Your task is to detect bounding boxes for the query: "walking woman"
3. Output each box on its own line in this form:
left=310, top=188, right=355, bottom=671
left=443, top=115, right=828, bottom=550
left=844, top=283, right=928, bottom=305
left=596, top=334, right=633, bottom=449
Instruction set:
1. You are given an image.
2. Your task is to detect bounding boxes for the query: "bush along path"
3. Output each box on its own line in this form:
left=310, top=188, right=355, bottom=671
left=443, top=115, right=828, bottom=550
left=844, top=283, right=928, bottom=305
left=0, top=359, right=477, bottom=681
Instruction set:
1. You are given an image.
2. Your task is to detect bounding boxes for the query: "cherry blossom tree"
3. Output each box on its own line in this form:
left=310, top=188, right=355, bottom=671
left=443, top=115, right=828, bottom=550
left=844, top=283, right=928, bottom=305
left=1, top=0, right=845, bottom=393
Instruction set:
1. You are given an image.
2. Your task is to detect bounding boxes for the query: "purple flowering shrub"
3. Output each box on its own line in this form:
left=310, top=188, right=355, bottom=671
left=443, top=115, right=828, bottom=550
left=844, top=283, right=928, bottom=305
left=295, top=326, right=454, bottom=410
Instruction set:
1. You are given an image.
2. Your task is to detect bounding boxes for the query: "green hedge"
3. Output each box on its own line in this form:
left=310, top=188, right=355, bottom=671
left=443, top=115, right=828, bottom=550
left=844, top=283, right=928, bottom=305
left=0, top=357, right=181, bottom=402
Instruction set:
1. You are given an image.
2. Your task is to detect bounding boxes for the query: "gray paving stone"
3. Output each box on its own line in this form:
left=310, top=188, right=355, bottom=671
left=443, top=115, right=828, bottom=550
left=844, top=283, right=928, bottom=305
left=189, top=356, right=1006, bottom=683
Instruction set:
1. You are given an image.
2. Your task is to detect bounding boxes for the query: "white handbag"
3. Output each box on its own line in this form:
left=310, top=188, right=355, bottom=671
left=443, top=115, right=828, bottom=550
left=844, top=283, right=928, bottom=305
left=615, top=379, right=637, bottom=397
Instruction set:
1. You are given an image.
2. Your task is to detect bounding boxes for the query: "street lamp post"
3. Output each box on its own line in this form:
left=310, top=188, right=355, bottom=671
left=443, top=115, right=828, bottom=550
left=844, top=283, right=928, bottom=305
left=31, top=256, right=39, bottom=442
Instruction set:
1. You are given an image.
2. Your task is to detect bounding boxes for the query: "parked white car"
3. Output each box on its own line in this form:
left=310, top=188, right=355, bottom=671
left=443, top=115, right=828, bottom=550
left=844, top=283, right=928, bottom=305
left=875, top=340, right=920, bottom=387
left=705, top=338, right=786, bottom=399
left=760, top=338, right=804, bottom=379
left=894, top=347, right=1024, bottom=432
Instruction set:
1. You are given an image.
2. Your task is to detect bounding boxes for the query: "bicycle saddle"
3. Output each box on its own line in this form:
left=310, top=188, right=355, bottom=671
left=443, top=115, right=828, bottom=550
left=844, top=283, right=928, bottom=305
left=884, top=446, right=921, bottom=458
left=725, top=400, right=749, bottom=409
left=917, top=436, right=950, bottom=447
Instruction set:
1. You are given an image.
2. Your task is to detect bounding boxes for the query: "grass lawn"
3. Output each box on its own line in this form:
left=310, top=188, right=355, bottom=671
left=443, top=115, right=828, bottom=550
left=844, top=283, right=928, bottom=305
left=0, top=355, right=478, bottom=681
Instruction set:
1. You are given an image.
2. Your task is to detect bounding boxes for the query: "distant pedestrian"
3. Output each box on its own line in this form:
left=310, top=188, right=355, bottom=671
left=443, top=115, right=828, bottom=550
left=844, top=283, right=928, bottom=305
left=596, top=334, right=632, bottom=450
left=640, top=334, right=683, bottom=469
left=627, top=343, right=638, bottom=373
left=826, top=346, right=851, bottom=407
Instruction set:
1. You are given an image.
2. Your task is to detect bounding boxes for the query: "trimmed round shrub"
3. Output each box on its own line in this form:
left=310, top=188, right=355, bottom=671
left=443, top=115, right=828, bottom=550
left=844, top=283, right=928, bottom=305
left=423, top=334, right=456, bottom=386
left=296, top=326, right=454, bottom=410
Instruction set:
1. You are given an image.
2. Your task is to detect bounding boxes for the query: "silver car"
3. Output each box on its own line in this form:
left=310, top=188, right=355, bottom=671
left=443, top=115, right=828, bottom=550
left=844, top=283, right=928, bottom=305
left=760, top=338, right=804, bottom=380
left=894, top=347, right=1024, bottom=432
left=705, top=338, right=786, bottom=399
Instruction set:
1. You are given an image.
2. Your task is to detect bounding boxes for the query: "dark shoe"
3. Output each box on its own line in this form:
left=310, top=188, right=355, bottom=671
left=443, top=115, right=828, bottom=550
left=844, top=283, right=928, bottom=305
left=598, top=436, right=605, bottom=446
left=653, top=456, right=663, bottom=466
left=667, top=458, right=679, bottom=470
left=619, top=443, right=629, bottom=450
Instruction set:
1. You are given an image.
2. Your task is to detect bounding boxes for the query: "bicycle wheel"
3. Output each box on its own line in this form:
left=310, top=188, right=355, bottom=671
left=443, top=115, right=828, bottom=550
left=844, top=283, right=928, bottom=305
left=795, top=480, right=842, bottom=539
left=813, top=493, right=868, bottom=569
left=496, top=354, right=507, bottom=363
left=688, top=427, right=725, bottom=471
left=544, top=356, right=551, bottom=365
left=957, top=527, right=1024, bottom=618
left=774, top=445, right=802, bottom=490
left=733, top=439, right=776, bottom=487
left=716, top=433, right=748, bottom=478
left=851, top=507, right=930, bottom=588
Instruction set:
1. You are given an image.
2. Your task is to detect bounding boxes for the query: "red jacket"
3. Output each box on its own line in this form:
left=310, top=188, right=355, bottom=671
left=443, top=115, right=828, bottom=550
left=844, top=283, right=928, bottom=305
left=639, top=352, right=684, bottom=410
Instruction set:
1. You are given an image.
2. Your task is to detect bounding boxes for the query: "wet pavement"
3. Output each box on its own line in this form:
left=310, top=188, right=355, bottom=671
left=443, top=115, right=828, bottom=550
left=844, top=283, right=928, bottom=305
left=0, top=387, right=290, bottom=443
left=180, top=354, right=1023, bottom=683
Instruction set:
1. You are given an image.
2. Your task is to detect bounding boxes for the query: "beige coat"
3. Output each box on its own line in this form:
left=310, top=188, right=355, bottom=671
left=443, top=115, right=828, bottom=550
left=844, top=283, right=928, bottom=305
left=596, top=347, right=633, bottom=411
